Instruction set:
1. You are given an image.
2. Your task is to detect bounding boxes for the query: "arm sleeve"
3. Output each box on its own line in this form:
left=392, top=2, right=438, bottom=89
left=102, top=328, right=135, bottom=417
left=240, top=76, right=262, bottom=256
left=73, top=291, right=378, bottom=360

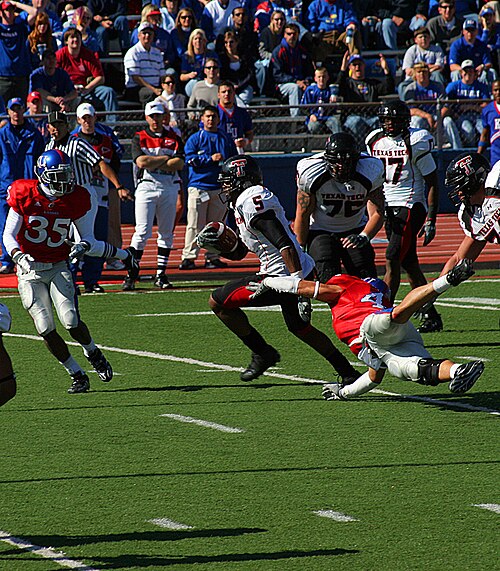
left=251, top=209, right=295, bottom=251
left=3, top=209, right=22, bottom=256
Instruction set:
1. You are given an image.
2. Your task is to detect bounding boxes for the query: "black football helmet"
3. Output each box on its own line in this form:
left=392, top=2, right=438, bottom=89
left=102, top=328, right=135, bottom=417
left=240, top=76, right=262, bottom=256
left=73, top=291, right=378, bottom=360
left=324, top=132, right=360, bottom=183
left=445, top=152, right=490, bottom=209
left=218, top=154, right=263, bottom=204
left=377, top=100, right=411, bottom=137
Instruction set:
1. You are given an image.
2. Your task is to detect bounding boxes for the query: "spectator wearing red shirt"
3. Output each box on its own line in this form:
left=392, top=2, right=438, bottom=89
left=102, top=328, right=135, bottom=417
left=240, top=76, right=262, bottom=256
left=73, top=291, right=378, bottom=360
left=56, top=28, right=118, bottom=120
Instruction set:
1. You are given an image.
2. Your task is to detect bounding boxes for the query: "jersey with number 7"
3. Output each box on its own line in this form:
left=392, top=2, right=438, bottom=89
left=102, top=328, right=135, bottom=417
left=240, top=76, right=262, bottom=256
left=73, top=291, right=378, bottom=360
left=366, top=127, right=436, bottom=208
left=7, top=179, right=91, bottom=263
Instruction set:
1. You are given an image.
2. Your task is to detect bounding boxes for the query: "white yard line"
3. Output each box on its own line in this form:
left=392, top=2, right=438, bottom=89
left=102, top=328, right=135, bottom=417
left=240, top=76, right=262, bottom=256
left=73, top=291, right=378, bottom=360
left=454, top=356, right=491, bottom=362
left=5, top=333, right=500, bottom=416
left=147, top=518, right=193, bottom=530
left=313, top=510, right=359, bottom=522
left=0, top=530, right=99, bottom=570
left=472, top=503, right=500, bottom=514
left=159, top=413, right=244, bottom=433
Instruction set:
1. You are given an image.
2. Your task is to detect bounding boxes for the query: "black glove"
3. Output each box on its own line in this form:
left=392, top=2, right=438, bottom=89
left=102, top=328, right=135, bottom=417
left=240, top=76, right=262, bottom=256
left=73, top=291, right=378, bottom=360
left=418, top=220, right=436, bottom=246
left=344, top=233, right=369, bottom=248
left=446, top=258, right=474, bottom=286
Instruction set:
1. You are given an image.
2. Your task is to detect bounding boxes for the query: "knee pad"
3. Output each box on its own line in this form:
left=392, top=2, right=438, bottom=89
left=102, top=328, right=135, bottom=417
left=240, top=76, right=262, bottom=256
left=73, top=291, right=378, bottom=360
left=417, top=358, right=445, bottom=386
left=60, top=307, right=80, bottom=330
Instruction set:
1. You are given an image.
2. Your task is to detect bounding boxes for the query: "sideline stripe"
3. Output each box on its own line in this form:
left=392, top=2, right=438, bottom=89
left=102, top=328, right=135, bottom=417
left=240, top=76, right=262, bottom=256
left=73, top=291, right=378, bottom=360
left=434, top=301, right=500, bottom=311
left=0, top=530, right=99, bottom=570
left=160, top=413, right=244, bottom=433
left=6, top=333, right=500, bottom=416
left=472, top=503, right=500, bottom=514
left=148, top=518, right=193, bottom=530
left=313, top=510, right=358, bottom=522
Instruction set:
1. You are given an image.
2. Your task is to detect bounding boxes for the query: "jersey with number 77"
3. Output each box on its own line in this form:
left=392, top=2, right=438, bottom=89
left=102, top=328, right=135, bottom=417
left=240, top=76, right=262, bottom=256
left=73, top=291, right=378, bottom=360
left=366, top=127, right=436, bottom=208
left=6, top=179, right=91, bottom=263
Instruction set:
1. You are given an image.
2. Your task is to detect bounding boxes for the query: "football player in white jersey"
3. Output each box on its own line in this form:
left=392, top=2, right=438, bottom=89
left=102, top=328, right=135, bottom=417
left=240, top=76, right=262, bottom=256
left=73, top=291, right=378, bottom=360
left=295, top=132, right=385, bottom=282
left=442, top=152, right=500, bottom=273
left=366, top=100, right=443, bottom=333
left=196, top=154, right=360, bottom=384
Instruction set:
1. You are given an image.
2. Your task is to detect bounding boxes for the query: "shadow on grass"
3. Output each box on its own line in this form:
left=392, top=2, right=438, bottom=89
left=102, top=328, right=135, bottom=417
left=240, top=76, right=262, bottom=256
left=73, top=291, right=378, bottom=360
left=0, top=547, right=359, bottom=568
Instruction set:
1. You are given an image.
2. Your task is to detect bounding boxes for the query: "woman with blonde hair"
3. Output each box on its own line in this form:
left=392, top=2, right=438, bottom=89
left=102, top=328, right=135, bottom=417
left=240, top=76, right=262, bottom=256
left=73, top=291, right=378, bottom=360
left=71, top=6, right=100, bottom=54
left=171, top=7, right=197, bottom=60
left=27, top=12, right=55, bottom=69
left=180, top=28, right=218, bottom=96
left=218, top=30, right=254, bottom=105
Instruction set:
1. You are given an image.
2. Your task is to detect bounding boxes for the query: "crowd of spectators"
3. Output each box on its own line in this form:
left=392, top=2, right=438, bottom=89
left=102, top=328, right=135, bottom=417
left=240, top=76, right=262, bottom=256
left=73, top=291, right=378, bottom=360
left=0, top=0, right=498, bottom=151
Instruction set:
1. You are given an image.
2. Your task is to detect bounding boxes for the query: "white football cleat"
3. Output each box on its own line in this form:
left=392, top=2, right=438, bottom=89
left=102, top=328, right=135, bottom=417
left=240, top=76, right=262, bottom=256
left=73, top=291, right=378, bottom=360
left=321, top=383, right=345, bottom=401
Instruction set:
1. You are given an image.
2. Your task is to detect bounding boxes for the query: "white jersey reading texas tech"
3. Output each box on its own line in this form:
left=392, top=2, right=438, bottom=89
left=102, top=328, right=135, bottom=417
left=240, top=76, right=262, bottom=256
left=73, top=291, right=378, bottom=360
left=458, top=162, right=500, bottom=243
left=234, top=184, right=315, bottom=276
left=296, top=152, right=384, bottom=233
left=366, top=127, right=436, bottom=208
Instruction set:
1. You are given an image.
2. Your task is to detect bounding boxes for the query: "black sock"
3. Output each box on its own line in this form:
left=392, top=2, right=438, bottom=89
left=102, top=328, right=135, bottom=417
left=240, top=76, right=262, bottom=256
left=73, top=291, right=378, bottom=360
left=239, top=327, right=272, bottom=354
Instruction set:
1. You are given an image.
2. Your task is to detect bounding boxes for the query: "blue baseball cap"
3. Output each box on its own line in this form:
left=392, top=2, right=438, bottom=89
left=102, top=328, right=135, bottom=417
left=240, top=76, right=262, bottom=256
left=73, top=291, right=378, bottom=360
left=463, top=18, right=478, bottom=29
left=7, top=97, right=24, bottom=109
left=348, top=54, right=365, bottom=65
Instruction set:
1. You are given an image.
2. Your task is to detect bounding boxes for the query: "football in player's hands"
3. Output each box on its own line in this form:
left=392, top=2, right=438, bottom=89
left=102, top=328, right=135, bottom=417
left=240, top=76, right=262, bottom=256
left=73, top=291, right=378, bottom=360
left=196, top=222, right=238, bottom=254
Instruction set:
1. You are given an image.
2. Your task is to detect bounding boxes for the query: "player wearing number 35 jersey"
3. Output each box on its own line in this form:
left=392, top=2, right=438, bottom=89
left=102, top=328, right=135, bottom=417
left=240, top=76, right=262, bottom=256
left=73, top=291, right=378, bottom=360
left=366, top=100, right=443, bottom=334
left=295, top=132, right=385, bottom=282
left=3, top=150, right=138, bottom=395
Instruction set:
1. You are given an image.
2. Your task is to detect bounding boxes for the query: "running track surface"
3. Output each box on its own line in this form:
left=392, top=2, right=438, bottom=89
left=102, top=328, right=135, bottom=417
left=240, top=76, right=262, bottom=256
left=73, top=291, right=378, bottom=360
left=0, top=214, right=498, bottom=288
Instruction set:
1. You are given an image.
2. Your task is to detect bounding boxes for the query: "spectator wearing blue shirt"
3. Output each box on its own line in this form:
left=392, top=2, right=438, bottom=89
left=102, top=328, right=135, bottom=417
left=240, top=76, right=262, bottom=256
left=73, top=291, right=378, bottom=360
left=449, top=19, right=496, bottom=85
left=29, top=49, right=78, bottom=112
left=217, top=81, right=254, bottom=152
left=478, top=79, right=500, bottom=163
left=0, top=2, right=32, bottom=102
left=180, top=29, right=219, bottom=97
left=402, top=62, right=461, bottom=148
left=306, top=0, right=361, bottom=60
left=479, top=6, right=500, bottom=73
left=0, top=97, right=44, bottom=273
left=179, top=105, right=237, bottom=270
left=24, top=90, right=49, bottom=141
left=18, top=0, right=62, bottom=39
left=444, top=59, right=492, bottom=147
left=301, top=67, right=341, bottom=134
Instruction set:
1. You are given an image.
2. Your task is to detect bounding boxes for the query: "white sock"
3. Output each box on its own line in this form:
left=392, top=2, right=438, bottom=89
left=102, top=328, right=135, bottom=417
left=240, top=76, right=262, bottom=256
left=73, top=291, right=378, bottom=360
left=449, top=363, right=460, bottom=378
left=82, top=340, right=97, bottom=357
left=340, top=371, right=379, bottom=399
left=62, top=356, right=84, bottom=375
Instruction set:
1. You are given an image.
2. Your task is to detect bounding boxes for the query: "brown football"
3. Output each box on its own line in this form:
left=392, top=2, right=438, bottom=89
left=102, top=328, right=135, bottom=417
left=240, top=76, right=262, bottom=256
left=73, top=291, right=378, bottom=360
left=206, top=222, right=238, bottom=253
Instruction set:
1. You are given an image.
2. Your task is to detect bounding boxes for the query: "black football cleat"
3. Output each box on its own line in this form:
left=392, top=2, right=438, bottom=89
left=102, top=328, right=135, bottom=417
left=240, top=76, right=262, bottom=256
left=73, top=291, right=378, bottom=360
left=67, top=371, right=90, bottom=394
left=417, top=314, right=443, bottom=333
left=240, top=347, right=280, bottom=382
left=86, top=348, right=113, bottom=382
left=449, top=361, right=484, bottom=394
left=122, top=277, right=136, bottom=291
left=154, top=273, right=174, bottom=289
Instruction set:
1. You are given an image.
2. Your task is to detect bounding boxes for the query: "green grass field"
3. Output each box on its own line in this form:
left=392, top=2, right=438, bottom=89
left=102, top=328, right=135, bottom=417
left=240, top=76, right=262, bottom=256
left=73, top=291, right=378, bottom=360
left=0, top=273, right=498, bottom=571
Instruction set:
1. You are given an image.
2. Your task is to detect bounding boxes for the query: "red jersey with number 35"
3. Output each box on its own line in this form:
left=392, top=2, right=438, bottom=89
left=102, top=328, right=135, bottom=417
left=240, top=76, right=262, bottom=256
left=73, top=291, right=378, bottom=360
left=7, top=179, right=91, bottom=263
left=327, top=274, right=392, bottom=355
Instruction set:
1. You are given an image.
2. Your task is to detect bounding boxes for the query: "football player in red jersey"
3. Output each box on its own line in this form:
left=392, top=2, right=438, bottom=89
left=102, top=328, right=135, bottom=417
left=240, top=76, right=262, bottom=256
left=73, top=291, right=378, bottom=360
left=3, top=149, right=139, bottom=394
left=249, top=259, right=485, bottom=400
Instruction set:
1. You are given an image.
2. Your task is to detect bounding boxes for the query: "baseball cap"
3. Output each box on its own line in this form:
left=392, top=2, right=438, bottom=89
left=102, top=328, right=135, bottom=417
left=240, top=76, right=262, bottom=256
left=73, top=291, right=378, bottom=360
left=7, top=97, right=24, bottom=109
left=348, top=54, right=365, bottom=65
left=0, top=2, right=15, bottom=10
left=460, top=59, right=475, bottom=70
left=149, top=8, right=161, bottom=15
left=463, top=18, right=478, bottom=30
left=413, top=27, right=430, bottom=37
left=27, top=91, right=41, bottom=103
left=145, top=101, right=166, bottom=116
left=47, top=111, right=68, bottom=124
left=138, top=21, right=155, bottom=33
left=76, top=102, right=95, bottom=118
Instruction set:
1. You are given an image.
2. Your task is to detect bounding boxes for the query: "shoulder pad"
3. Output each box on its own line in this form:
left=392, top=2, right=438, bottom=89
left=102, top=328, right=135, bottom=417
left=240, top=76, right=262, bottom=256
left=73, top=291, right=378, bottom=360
left=410, top=127, right=434, bottom=146
left=365, top=128, right=384, bottom=149
left=356, top=155, right=385, bottom=187
left=485, top=160, right=500, bottom=190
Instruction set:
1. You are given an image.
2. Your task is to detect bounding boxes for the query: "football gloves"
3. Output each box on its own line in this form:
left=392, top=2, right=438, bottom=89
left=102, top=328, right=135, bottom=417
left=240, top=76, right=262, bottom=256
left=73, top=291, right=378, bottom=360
left=248, top=280, right=270, bottom=299
left=196, top=224, right=222, bottom=252
left=12, top=251, right=50, bottom=273
left=343, top=233, right=369, bottom=249
left=65, top=239, right=90, bottom=263
left=446, top=258, right=474, bottom=287
left=418, top=220, right=436, bottom=246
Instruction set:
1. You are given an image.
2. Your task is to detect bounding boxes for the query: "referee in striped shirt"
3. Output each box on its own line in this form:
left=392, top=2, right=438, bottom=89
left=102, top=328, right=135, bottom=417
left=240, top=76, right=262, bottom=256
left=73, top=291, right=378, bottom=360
left=46, top=111, right=134, bottom=291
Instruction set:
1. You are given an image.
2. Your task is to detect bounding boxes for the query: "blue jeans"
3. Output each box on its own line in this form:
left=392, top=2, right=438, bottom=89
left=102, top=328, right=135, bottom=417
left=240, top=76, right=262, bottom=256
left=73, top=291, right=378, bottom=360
left=83, top=86, right=118, bottom=123
left=94, top=16, right=131, bottom=56
left=278, top=82, right=302, bottom=116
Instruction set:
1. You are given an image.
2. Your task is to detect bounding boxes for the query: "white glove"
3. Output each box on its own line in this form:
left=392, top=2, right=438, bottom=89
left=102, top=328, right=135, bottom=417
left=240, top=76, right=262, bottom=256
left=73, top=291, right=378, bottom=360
left=248, top=280, right=270, bottom=299
left=262, top=276, right=301, bottom=294
left=65, top=239, right=90, bottom=263
left=13, top=251, right=37, bottom=273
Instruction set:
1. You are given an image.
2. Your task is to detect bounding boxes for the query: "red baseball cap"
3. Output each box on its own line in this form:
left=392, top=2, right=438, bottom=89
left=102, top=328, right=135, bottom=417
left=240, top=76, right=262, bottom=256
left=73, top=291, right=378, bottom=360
left=0, top=2, right=15, bottom=10
left=27, top=91, right=42, bottom=103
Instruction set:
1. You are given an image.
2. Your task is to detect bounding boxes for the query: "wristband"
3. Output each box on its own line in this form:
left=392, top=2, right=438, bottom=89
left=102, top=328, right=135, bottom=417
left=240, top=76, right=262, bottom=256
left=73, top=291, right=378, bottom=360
left=478, top=141, right=487, bottom=148
left=116, top=185, right=125, bottom=191
left=432, top=275, right=452, bottom=294
left=313, top=281, right=320, bottom=299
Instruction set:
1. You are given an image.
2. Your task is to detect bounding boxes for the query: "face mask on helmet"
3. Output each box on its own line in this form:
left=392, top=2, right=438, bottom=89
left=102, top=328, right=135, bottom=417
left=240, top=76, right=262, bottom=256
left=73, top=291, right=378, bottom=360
left=35, top=151, right=75, bottom=198
left=377, top=103, right=411, bottom=137
left=218, top=156, right=262, bottom=204
left=445, top=153, right=490, bottom=209
left=325, top=150, right=359, bottom=182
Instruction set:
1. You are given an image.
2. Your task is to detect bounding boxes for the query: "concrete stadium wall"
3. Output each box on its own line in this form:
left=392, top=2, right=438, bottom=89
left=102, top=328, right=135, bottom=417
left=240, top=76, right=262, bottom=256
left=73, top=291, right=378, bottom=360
left=119, top=149, right=484, bottom=224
